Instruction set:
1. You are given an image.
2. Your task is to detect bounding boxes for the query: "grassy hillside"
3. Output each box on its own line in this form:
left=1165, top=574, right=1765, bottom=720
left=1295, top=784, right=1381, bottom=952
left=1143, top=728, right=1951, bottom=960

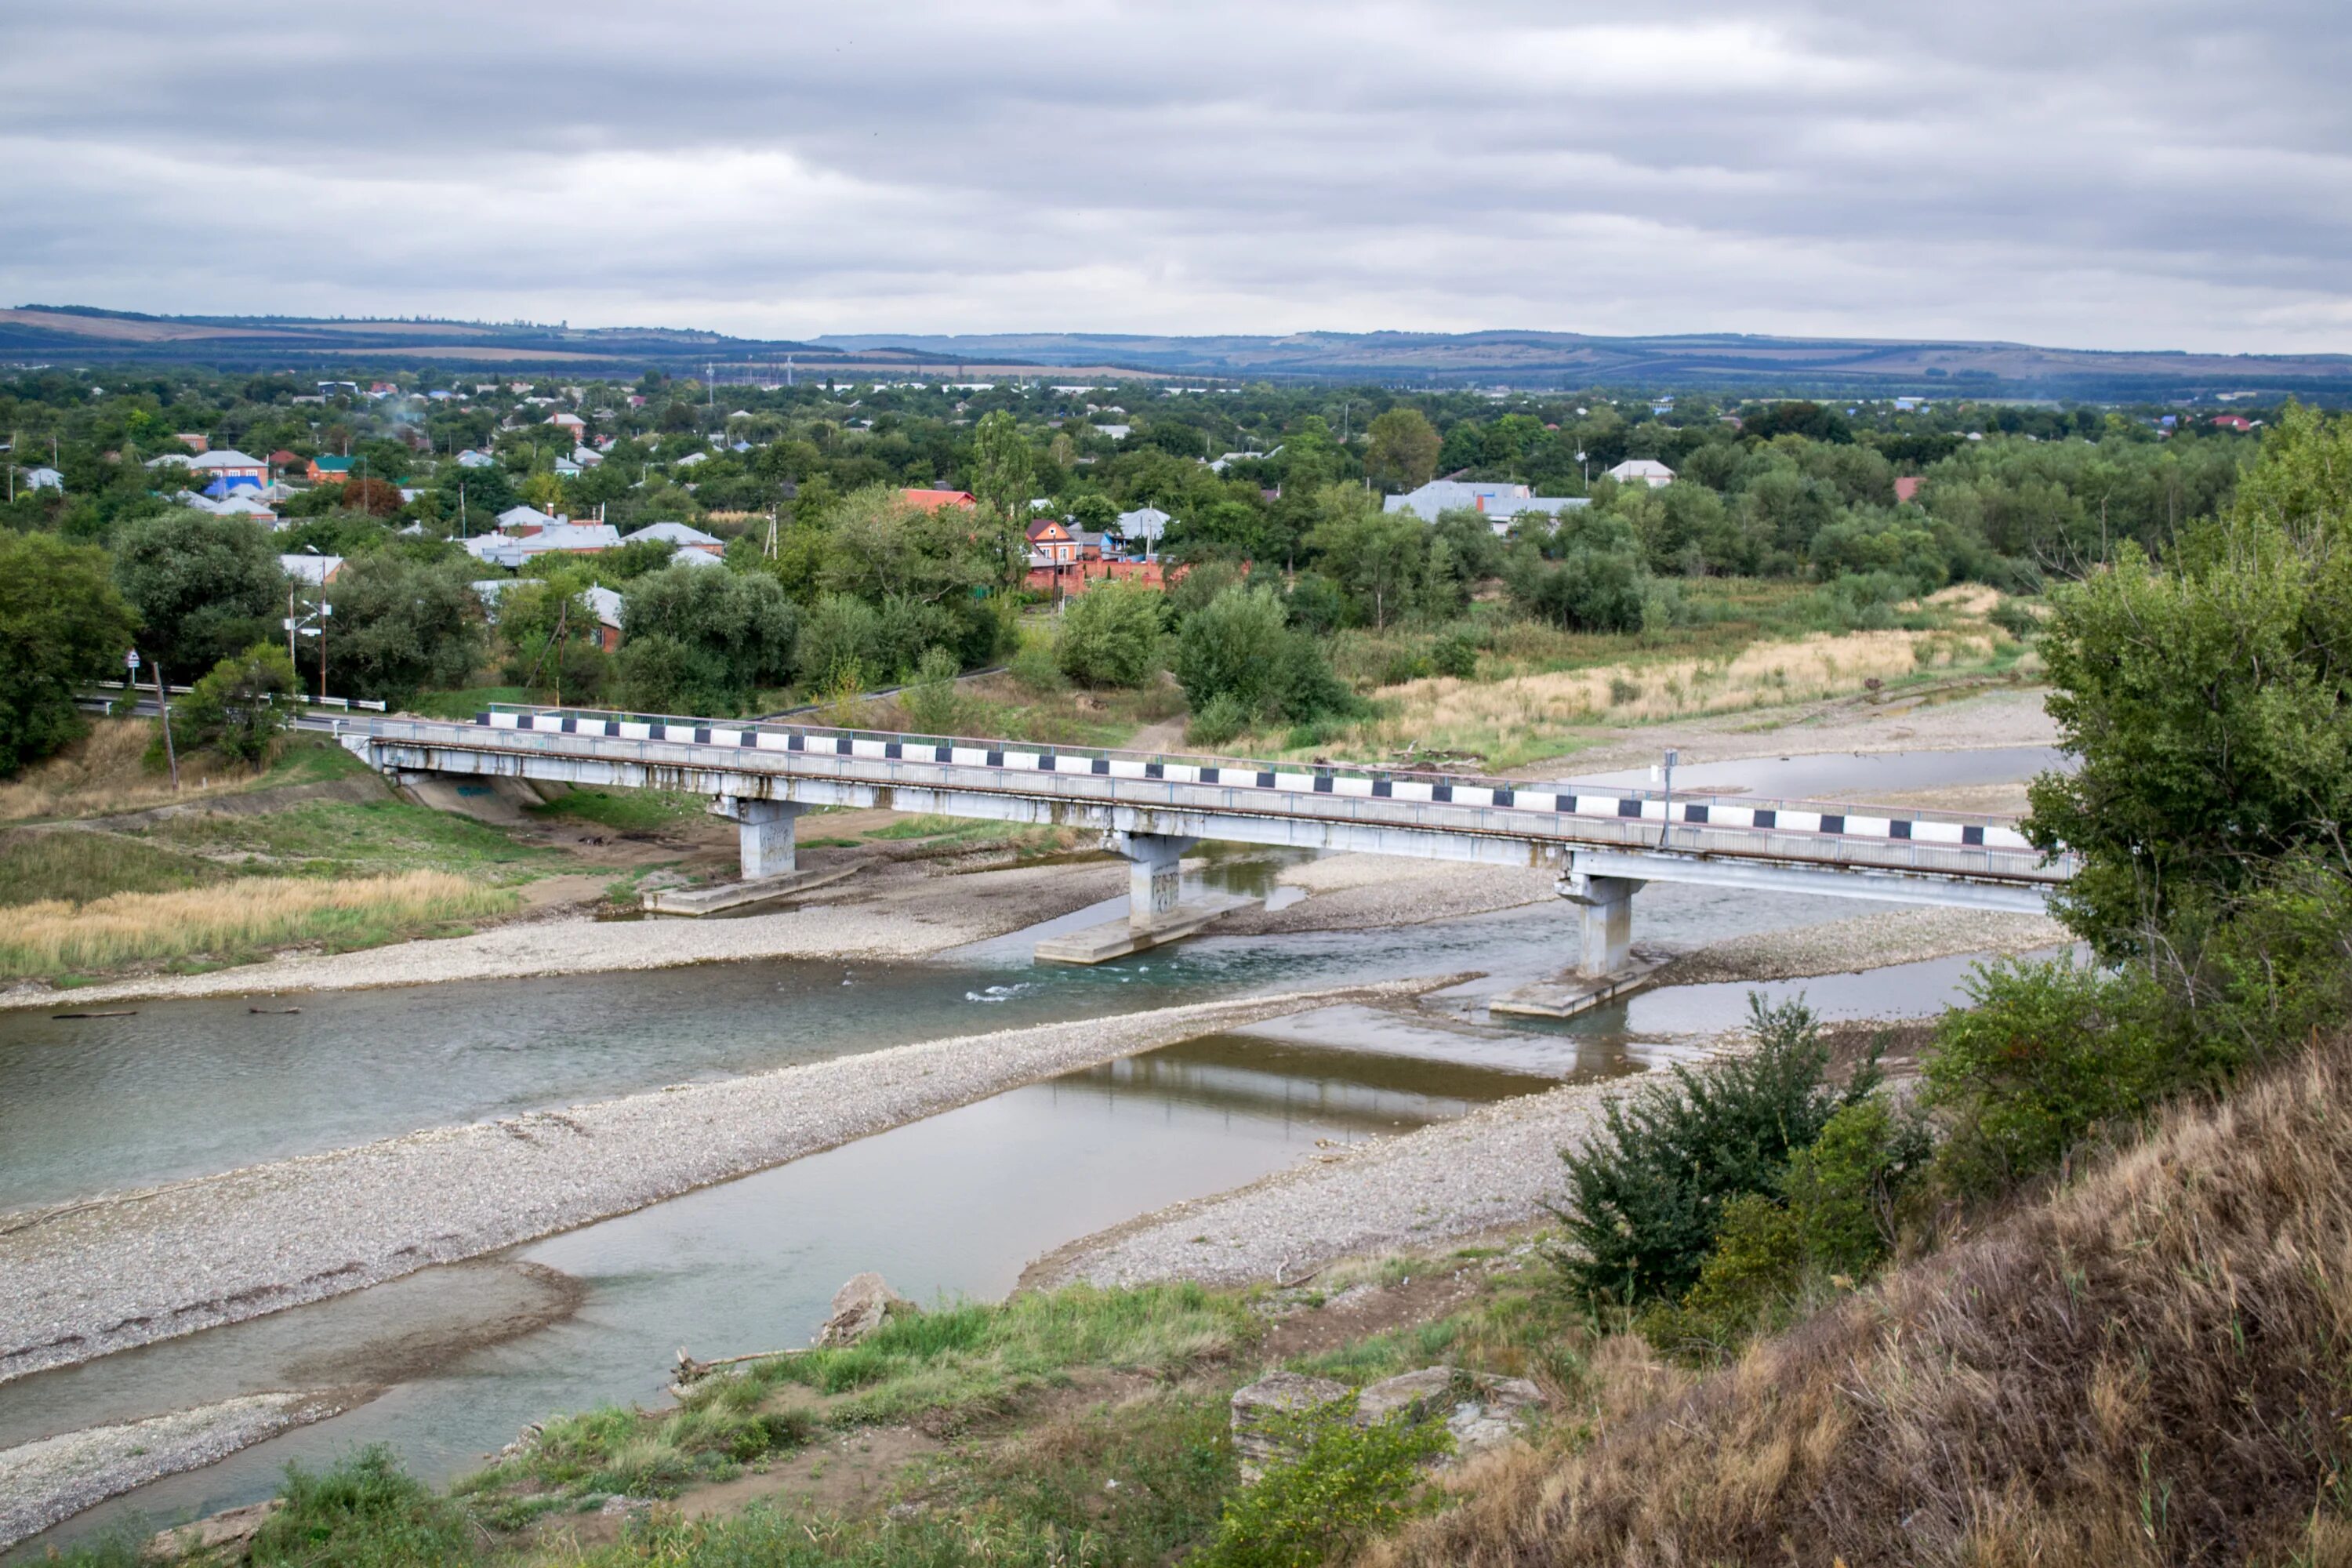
left=1373, top=1033, right=2352, bottom=1568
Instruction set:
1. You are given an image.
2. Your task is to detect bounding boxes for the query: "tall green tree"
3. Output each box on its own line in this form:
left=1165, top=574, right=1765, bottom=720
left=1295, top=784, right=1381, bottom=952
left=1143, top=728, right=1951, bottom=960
left=2025, top=405, right=2352, bottom=960
left=617, top=562, right=799, bottom=714
left=968, top=410, right=1033, bottom=590
left=0, top=531, right=140, bottom=775
left=328, top=555, right=485, bottom=707
left=1364, top=406, right=1441, bottom=491
left=112, top=509, right=281, bottom=681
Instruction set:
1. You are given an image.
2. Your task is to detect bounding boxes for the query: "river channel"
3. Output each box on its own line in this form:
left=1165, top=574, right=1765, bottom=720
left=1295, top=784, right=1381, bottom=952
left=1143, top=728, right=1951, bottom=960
left=2, top=746, right=2066, bottom=1552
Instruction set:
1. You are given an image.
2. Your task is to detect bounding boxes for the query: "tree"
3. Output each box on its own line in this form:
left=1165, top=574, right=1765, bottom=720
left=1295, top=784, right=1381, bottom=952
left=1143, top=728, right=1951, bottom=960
left=112, top=509, right=281, bottom=681
left=1174, top=585, right=1353, bottom=728
left=0, top=531, right=139, bottom=775
left=340, top=476, right=405, bottom=517
left=328, top=554, right=485, bottom=707
left=617, top=562, right=799, bottom=714
left=968, top=409, right=1033, bottom=590
left=1364, top=406, right=1441, bottom=491
left=1305, top=492, right=1428, bottom=630
left=2025, top=405, right=2352, bottom=959
left=1055, top=581, right=1164, bottom=687
left=172, top=644, right=297, bottom=765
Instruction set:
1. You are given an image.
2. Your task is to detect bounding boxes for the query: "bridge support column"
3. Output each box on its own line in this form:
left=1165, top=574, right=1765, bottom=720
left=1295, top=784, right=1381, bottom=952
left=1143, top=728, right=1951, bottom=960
left=1562, top=871, right=1643, bottom=978
left=714, top=797, right=806, bottom=880
left=1112, top=832, right=1196, bottom=930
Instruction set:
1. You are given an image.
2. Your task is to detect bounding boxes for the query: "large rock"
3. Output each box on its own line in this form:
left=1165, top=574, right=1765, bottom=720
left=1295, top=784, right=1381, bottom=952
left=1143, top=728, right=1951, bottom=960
left=815, top=1272, right=910, bottom=1348
left=146, top=1497, right=281, bottom=1559
left=1357, top=1367, right=1544, bottom=1460
left=1229, top=1371, right=1352, bottom=1482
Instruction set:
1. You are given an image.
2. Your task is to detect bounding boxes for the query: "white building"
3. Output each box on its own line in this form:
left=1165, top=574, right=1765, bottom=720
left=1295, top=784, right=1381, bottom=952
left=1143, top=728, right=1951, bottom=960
left=623, top=521, right=724, bottom=556
left=1114, top=506, right=1171, bottom=553
left=278, top=553, right=344, bottom=586
left=1382, top=480, right=1588, bottom=530
left=1605, top=459, right=1675, bottom=488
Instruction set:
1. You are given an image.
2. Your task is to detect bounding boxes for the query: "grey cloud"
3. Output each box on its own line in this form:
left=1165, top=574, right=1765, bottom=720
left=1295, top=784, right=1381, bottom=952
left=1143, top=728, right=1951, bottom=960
left=2, top=1, right=2346, bottom=349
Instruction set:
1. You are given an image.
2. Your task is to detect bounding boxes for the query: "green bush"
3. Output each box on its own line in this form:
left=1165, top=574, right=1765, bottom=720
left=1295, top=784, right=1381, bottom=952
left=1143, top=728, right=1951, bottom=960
left=1174, top=586, right=1356, bottom=728
left=897, top=645, right=970, bottom=733
left=1187, top=692, right=1249, bottom=748
left=1054, top=580, right=1163, bottom=687
left=171, top=643, right=298, bottom=765
left=1645, top=1095, right=1929, bottom=1356
left=1552, top=996, right=1872, bottom=1307
left=1199, top=1404, right=1451, bottom=1568
left=1430, top=631, right=1479, bottom=680
left=248, top=1446, right=479, bottom=1567
left=1925, top=956, right=2161, bottom=1196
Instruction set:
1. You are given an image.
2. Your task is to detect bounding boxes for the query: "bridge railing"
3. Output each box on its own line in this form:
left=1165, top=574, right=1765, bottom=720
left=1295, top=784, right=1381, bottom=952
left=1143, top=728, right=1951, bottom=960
left=478, top=702, right=2043, bottom=836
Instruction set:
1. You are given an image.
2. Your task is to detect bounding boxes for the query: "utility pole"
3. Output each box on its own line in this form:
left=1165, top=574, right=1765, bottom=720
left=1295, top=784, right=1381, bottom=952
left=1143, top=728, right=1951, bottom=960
left=152, top=656, right=178, bottom=790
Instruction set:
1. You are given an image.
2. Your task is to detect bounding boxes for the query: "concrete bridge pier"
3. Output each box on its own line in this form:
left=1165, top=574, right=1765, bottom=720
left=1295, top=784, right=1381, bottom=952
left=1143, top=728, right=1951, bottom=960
left=1490, top=869, right=1659, bottom=1019
left=1113, top=831, right=1196, bottom=931
left=1563, top=871, right=1642, bottom=978
left=1036, top=829, right=1247, bottom=964
left=714, top=797, right=807, bottom=880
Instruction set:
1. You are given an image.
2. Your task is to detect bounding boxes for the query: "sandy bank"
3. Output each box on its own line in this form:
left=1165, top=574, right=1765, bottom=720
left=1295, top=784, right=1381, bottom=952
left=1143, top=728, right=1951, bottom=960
left=0, top=1390, right=364, bottom=1551
left=0, top=976, right=1461, bottom=1385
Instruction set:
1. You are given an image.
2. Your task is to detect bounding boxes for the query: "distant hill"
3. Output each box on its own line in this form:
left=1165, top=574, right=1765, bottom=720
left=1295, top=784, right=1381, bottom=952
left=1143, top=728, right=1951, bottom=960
left=5, top=307, right=2348, bottom=399
left=813, top=329, right=2352, bottom=401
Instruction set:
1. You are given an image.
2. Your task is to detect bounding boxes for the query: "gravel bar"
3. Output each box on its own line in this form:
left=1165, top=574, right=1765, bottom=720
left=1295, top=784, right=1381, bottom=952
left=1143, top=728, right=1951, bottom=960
left=0, top=1390, right=362, bottom=1551
left=1649, top=905, right=2067, bottom=987
left=1027, top=1073, right=1639, bottom=1290
left=0, top=978, right=1460, bottom=1385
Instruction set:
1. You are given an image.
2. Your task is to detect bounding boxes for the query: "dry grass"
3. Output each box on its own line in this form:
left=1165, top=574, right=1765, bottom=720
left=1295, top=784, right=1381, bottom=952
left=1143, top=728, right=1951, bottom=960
left=0, top=721, right=187, bottom=823
left=1367, top=1033, right=2352, bottom=1568
left=0, top=720, right=358, bottom=824
left=1332, top=628, right=2021, bottom=769
left=0, top=869, right=517, bottom=980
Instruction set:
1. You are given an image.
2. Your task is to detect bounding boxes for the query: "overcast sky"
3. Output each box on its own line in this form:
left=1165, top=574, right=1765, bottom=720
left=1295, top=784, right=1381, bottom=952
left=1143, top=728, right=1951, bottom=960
left=5, top=2, right=2346, bottom=351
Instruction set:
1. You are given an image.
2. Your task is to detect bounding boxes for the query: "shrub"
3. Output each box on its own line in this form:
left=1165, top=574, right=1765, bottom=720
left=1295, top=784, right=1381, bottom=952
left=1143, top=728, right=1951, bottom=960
left=1429, top=632, right=1479, bottom=681
left=1646, top=1095, right=1931, bottom=1357
left=1008, top=635, right=1066, bottom=696
left=1175, top=586, right=1359, bottom=728
left=898, top=646, right=970, bottom=734
left=792, top=592, right=879, bottom=691
left=171, top=643, right=298, bottom=765
left=1987, top=597, right=2042, bottom=637
left=1552, top=996, right=1871, bottom=1306
left=1054, top=580, right=1164, bottom=687
left=1200, top=1404, right=1451, bottom=1568
left=1507, top=545, right=1648, bottom=633
left=248, top=1446, right=479, bottom=1566
left=1925, top=956, right=2161, bottom=1196
left=1187, top=693, right=1248, bottom=748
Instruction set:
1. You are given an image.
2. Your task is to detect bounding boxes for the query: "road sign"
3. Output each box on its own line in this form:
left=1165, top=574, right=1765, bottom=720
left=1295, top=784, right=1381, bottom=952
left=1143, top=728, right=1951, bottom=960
left=125, top=650, right=140, bottom=670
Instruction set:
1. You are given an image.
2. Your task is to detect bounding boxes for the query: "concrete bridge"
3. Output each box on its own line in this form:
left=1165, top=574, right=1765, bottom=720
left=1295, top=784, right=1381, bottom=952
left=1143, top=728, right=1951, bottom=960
left=349, top=706, right=2071, bottom=1000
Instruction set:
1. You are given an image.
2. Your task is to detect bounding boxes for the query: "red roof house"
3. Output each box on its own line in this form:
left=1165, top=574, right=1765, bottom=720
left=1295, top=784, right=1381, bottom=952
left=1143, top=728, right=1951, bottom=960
left=902, top=488, right=977, bottom=512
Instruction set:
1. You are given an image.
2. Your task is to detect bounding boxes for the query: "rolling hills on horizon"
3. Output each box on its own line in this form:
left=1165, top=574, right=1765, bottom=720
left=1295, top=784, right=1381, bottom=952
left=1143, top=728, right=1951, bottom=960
left=4, top=305, right=2347, bottom=401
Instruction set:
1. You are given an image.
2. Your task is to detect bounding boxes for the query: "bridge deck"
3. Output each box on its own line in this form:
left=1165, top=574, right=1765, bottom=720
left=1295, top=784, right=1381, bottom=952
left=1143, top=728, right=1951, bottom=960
left=354, top=707, right=2071, bottom=906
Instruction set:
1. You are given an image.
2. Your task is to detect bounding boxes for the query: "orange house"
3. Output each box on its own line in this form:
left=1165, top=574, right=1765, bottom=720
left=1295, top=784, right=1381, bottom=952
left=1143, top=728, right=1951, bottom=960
left=1025, top=517, right=1081, bottom=564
